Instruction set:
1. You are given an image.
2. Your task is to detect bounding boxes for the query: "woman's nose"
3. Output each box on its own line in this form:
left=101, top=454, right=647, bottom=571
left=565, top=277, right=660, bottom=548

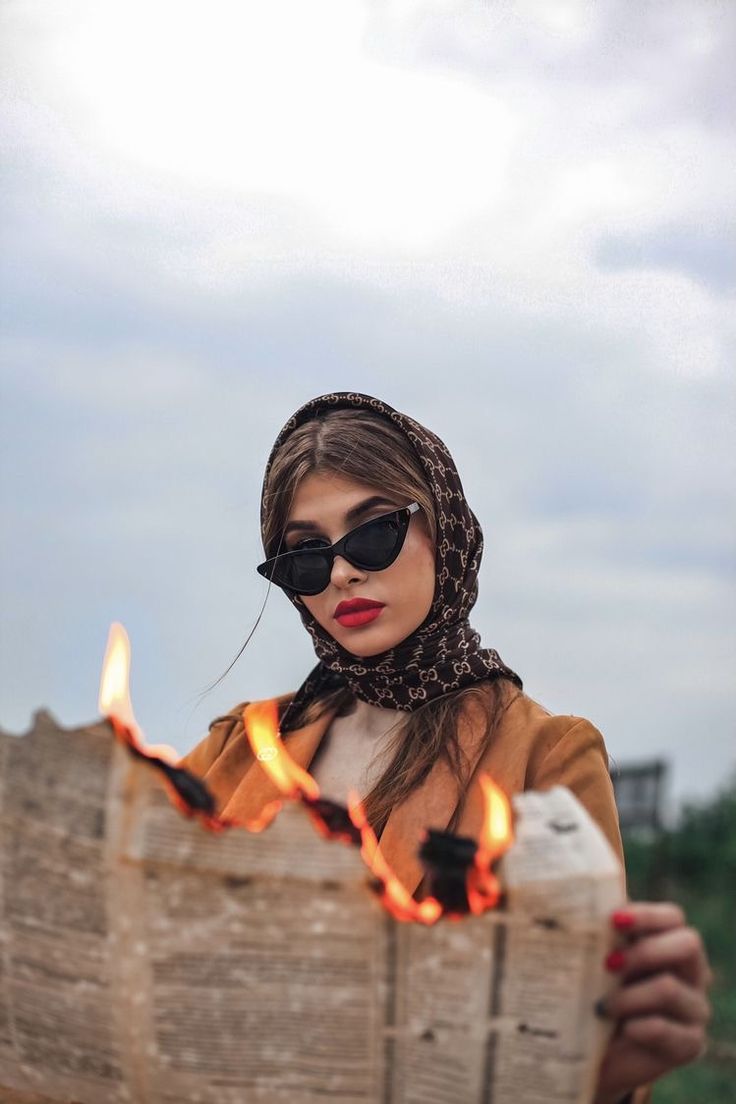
left=330, top=554, right=367, bottom=588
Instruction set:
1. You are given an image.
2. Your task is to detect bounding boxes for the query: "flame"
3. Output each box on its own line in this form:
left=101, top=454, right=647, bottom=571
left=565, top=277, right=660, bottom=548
left=98, top=622, right=180, bottom=763
left=477, top=774, right=513, bottom=858
left=242, top=700, right=320, bottom=801
left=98, top=622, right=138, bottom=739
left=466, top=774, right=513, bottom=915
left=347, top=791, right=442, bottom=925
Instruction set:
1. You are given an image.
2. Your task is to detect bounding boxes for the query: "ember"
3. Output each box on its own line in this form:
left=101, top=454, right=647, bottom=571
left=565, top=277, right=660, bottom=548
left=303, top=796, right=362, bottom=846
left=108, top=713, right=216, bottom=817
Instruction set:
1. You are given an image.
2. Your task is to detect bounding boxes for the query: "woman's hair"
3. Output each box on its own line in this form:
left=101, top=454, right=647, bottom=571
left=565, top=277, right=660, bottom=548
left=261, top=408, right=437, bottom=555
left=262, top=408, right=515, bottom=835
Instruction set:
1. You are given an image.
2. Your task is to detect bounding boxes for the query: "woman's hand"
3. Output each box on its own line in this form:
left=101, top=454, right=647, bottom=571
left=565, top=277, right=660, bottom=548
left=593, top=901, right=712, bottom=1104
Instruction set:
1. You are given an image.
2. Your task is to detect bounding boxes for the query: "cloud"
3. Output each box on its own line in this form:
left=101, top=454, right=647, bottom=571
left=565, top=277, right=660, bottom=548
left=596, top=222, right=736, bottom=294
left=4, top=0, right=734, bottom=389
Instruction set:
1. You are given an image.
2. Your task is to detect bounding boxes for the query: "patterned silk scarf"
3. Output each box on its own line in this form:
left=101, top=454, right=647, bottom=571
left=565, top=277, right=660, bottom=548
left=260, top=392, right=522, bottom=732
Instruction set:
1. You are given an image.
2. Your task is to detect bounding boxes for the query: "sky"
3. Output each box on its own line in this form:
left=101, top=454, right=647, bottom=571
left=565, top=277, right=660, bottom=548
left=1, top=0, right=734, bottom=814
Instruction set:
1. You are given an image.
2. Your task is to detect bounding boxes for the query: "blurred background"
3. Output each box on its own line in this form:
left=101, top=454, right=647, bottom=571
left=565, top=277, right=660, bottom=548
left=1, top=2, right=735, bottom=1092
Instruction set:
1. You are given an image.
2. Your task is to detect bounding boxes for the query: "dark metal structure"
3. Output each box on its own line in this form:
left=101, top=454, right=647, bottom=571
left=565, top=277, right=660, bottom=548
left=611, top=758, right=668, bottom=832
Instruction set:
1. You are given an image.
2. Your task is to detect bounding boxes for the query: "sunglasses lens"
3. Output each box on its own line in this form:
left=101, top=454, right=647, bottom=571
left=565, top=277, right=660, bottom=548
left=345, top=513, right=404, bottom=568
left=275, top=549, right=330, bottom=594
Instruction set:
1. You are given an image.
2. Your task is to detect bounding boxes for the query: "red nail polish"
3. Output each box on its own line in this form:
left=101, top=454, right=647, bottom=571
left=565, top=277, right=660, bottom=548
left=604, top=949, right=626, bottom=972
left=612, top=909, right=635, bottom=931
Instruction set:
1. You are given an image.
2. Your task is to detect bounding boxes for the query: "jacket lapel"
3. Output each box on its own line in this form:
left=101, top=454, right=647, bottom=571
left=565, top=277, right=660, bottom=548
left=377, top=687, right=496, bottom=895
left=377, top=756, right=461, bottom=896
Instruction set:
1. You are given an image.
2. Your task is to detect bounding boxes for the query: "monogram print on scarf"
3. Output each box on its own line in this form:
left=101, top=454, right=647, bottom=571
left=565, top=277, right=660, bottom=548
left=260, top=392, right=522, bottom=731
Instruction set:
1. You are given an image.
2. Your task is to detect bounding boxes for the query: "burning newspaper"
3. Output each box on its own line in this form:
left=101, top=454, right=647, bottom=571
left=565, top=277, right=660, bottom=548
left=0, top=710, right=624, bottom=1104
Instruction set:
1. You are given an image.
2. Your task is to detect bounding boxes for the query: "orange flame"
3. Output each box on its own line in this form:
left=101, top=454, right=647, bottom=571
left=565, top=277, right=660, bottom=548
left=477, top=774, right=513, bottom=859
left=347, top=791, right=443, bottom=925
left=98, top=622, right=138, bottom=736
left=98, top=621, right=231, bottom=827
left=466, top=774, right=513, bottom=915
left=98, top=622, right=178, bottom=764
left=242, top=700, right=320, bottom=801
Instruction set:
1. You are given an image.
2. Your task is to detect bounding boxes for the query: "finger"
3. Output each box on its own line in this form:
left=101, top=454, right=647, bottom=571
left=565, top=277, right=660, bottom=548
left=606, top=927, right=711, bottom=989
left=611, top=901, right=685, bottom=935
left=602, top=972, right=711, bottom=1026
left=622, top=1015, right=708, bottom=1066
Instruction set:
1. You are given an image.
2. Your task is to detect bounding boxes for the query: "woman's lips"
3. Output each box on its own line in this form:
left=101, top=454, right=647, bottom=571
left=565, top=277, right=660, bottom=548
left=334, top=600, right=385, bottom=628
left=335, top=607, right=384, bottom=628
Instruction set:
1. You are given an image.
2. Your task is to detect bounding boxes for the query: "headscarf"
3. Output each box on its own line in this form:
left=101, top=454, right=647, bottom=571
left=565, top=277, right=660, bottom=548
left=260, top=392, right=522, bottom=732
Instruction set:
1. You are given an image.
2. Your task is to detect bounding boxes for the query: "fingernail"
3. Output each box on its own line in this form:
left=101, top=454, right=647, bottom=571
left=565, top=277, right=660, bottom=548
left=612, top=909, right=635, bottom=931
left=604, top=950, right=626, bottom=972
left=593, top=997, right=609, bottom=1019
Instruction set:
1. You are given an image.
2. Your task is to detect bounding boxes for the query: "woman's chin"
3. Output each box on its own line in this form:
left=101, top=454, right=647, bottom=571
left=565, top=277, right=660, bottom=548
left=335, top=626, right=401, bottom=659
left=343, top=641, right=392, bottom=659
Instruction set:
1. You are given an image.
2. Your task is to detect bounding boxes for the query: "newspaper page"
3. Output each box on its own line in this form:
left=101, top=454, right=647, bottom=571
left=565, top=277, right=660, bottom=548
left=0, top=711, right=625, bottom=1104
left=0, top=712, right=123, bottom=1104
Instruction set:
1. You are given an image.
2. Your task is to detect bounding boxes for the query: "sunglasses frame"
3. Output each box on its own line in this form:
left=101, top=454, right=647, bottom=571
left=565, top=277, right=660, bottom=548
left=257, top=502, right=421, bottom=595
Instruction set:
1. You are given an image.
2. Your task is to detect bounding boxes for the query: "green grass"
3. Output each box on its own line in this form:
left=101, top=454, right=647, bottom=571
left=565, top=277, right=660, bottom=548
left=622, top=779, right=736, bottom=1104
left=652, top=1060, right=736, bottom=1103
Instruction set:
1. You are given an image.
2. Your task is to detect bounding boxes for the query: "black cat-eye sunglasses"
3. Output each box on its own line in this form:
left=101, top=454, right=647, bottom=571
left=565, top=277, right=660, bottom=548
left=257, top=502, right=420, bottom=595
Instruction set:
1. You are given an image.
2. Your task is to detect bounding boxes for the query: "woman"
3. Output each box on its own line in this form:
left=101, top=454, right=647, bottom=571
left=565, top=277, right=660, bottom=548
left=181, top=392, right=711, bottom=1104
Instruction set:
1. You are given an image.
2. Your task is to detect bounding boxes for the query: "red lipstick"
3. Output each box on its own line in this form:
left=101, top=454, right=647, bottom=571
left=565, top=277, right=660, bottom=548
left=334, top=598, right=385, bottom=628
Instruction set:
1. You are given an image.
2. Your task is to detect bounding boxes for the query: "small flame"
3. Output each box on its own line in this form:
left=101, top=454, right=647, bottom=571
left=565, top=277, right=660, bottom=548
left=98, top=622, right=138, bottom=737
left=477, top=774, right=513, bottom=859
left=243, top=700, right=320, bottom=802
left=466, top=774, right=513, bottom=915
left=98, top=621, right=178, bottom=764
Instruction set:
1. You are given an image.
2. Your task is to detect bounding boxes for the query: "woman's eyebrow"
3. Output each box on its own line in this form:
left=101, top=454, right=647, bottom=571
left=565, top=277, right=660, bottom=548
left=284, top=495, right=399, bottom=537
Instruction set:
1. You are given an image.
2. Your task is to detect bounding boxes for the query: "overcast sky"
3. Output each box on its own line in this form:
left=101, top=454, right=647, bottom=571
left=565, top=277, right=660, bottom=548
left=1, top=0, right=734, bottom=812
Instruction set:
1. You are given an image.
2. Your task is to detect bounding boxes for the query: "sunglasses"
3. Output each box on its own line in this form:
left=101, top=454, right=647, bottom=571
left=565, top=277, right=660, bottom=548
left=257, top=502, right=421, bottom=595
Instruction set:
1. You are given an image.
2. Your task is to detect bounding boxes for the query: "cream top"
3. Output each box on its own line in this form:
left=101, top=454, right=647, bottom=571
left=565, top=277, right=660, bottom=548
left=308, top=697, right=404, bottom=804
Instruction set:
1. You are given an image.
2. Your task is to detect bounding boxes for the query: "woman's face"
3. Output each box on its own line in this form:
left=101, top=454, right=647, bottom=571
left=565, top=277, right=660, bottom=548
left=284, top=472, right=436, bottom=658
